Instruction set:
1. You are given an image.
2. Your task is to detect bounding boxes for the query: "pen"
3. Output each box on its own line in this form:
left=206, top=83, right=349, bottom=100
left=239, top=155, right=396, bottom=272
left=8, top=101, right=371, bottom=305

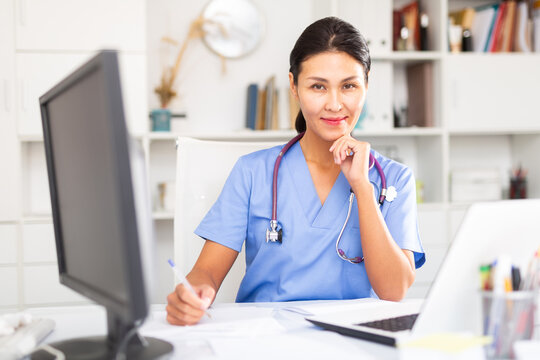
left=522, top=251, right=538, bottom=291
left=167, top=259, right=212, bottom=318
left=511, top=266, right=521, bottom=291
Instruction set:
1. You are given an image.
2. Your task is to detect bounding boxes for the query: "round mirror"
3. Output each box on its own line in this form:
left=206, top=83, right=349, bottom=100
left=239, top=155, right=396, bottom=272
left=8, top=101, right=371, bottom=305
left=201, top=0, right=264, bottom=59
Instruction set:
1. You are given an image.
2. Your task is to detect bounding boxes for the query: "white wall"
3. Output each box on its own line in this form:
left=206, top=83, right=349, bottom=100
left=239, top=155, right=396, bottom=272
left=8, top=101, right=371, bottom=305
left=147, top=0, right=315, bottom=132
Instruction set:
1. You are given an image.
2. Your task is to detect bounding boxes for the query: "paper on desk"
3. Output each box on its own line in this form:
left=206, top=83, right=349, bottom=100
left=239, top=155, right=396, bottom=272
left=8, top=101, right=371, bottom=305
left=186, top=316, right=285, bottom=338
left=277, top=298, right=380, bottom=316
left=279, top=298, right=422, bottom=317
left=210, top=330, right=376, bottom=360
left=399, top=333, right=492, bottom=353
left=142, top=307, right=285, bottom=340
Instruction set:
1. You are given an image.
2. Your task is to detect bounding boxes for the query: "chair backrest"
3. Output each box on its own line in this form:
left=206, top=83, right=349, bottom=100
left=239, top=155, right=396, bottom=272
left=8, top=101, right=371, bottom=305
left=174, top=137, right=282, bottom=303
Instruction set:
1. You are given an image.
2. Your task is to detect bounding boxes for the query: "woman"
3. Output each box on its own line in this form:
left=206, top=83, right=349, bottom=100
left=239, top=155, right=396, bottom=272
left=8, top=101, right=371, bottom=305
left=166, top=17, right=425, bottom=326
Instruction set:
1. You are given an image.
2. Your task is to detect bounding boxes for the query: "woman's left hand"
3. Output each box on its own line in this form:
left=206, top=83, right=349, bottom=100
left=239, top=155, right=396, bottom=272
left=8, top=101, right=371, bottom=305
left=329, top=134, right=371, bottom=191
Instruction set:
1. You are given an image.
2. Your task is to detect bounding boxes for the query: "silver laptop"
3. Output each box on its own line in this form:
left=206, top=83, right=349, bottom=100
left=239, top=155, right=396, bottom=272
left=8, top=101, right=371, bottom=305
left=307, top=199, right=540, bottom=346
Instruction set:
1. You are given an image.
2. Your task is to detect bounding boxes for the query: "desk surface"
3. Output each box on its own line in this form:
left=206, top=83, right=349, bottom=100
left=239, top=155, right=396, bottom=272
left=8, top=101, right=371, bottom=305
left=28, top=299, right=487, bottom=360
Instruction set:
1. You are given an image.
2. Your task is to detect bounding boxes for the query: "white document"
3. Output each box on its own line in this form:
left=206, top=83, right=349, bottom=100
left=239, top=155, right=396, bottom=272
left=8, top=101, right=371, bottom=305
left=210, top=330, right=376, bottom=360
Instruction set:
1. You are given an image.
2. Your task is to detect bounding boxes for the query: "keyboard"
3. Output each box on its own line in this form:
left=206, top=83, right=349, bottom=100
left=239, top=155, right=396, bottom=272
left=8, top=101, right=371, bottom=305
left=0, top=318, right=56, bottom=359
left=356, top=313, right=419, bottom=332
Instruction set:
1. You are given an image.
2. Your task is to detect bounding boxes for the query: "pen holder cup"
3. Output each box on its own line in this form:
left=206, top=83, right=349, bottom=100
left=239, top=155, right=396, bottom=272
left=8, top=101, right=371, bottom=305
left=481, top=291, right=536, bottom=359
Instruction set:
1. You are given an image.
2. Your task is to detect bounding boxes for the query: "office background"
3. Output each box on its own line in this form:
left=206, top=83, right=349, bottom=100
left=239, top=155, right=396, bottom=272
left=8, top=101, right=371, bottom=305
left=1, top=0, right=539, bottom=312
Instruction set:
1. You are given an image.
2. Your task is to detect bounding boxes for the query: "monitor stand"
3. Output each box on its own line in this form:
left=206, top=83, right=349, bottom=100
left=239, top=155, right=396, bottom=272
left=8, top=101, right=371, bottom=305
left=31, top=310, right=173, bottom=360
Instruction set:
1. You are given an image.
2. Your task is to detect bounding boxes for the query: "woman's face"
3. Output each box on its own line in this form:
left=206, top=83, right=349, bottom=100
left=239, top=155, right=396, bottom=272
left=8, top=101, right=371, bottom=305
left=290, top=51, right=368, bottom=142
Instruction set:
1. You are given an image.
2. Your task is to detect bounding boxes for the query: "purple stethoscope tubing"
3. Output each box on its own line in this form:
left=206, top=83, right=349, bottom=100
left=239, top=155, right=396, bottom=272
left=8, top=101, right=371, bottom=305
left=271, top=132, right=305, bottom=222
left=270, top=131, right=387, bottom=229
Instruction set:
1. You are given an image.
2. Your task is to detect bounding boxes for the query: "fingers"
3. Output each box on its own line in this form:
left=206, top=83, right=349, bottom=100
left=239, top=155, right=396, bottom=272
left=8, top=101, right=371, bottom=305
left=198, top=285, right=215, bottom=309
left=166, top=284, right=214, bottom=326
left=329, top=138, right=348, bottom=164
left=178, top=283, right=211, bottom=310
left=166, top=303, right=203, bottom=326
left=329, top=136, right=370, bottom=165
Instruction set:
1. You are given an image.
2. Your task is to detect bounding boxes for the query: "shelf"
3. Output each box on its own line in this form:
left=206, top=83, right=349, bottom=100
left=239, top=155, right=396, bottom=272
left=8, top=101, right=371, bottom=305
left=22, top=215, right=52, bottom=223
left=15, top=49, right=147, bottom=55
left=0, top=263, right=17, bottom=268
left=23, top=213, right=176, bottom=222
left=19, top=133, right=144, bottom=142
left=19, top=134, right=43, bottom=142
left=446, top=53, right=540, bottom=59
left=0, top=218, right=18, bottom=224
left=25, top=127, right=444, bottom=143
left=147, top=127, right=444, bottom=142
left=354, top=127, right=443, bottom=137
left=152, top=212, right=174, bottom=220
left=147, top=130, right=296, bottom=142
left=449, top=128, right=540, bottom=136
left=374, top=51, right=443, bottom=62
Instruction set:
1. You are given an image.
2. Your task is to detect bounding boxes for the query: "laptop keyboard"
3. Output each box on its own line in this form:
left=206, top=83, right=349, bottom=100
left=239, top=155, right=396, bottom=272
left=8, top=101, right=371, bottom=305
left=356, top=313, right=419, bottom=332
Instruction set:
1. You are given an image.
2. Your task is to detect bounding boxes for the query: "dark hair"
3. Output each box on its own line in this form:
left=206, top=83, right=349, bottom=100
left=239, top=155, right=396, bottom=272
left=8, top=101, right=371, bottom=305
left=289, top=17, right=371, bottom=133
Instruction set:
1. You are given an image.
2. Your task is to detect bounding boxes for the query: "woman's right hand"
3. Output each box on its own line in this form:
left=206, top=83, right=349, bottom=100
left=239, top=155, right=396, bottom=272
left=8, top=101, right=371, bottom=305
left=166, top=283, right=215, bottom=326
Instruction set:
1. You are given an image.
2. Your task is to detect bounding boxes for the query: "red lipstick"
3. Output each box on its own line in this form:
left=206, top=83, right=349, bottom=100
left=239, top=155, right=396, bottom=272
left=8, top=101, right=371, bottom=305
left=321, top=116, right=347, bottom=126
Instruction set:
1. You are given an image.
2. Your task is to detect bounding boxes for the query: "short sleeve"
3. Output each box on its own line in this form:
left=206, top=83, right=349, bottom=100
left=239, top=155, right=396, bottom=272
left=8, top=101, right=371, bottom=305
left=384, top=167, right=425, bottom=269
left=194, top=157, right=251, bottom=253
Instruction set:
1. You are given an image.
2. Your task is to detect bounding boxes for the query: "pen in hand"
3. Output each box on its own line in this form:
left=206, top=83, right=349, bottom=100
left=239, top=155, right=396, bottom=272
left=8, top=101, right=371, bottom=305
left=167, top=259, right=212, bottom=319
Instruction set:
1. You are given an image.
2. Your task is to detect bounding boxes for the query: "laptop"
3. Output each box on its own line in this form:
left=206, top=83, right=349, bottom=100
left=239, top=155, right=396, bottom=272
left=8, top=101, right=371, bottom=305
left=306, top=199, right=540, bottom=346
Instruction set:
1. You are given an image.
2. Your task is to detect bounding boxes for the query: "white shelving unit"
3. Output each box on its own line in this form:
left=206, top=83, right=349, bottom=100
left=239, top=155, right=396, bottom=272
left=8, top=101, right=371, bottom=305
left=0, top=0, right=149, bottom=311
left=2, top=0, right=540, bottom=311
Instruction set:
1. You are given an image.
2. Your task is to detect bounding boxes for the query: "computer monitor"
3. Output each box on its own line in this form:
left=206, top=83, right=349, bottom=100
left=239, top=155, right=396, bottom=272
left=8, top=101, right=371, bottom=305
left=38, top=50, right=172, bottom=359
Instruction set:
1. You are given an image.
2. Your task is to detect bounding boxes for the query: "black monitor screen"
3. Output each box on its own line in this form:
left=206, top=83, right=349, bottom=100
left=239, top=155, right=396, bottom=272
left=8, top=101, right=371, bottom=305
left=46, top=66, right=128, bottom=303
left=38, top=51, right=172, bottom=358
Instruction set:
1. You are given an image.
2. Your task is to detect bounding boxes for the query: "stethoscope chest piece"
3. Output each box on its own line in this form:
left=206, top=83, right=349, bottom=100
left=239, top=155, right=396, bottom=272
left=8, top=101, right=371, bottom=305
left=385, top=186, right=398, bottom=202
left=266, top=220, right=283, bottom=243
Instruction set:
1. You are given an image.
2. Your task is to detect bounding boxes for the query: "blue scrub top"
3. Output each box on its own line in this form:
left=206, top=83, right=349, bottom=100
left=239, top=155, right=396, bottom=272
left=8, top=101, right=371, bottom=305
left=195, top=141, right=425, bottom=302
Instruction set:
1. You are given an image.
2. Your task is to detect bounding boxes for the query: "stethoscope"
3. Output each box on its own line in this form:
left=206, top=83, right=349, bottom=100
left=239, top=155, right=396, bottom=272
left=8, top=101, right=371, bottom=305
left=265, top=132, right=397, bottom=264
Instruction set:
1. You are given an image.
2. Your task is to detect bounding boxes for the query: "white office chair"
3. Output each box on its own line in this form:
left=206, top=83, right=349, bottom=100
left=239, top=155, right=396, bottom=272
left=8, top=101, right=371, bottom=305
left=174, top=137, right=282, bottom=303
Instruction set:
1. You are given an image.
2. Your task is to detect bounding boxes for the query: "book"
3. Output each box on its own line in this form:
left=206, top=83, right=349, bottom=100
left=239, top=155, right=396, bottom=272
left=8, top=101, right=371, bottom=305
left=535, top=0, right=540, bottom=52
left=489, top=2, right=507, bottom=52
left=245, top=83, right=258, bottom=130
left=471, top=4, right=497, bottom=52
left=500, top=0, right=517, bottom=52
left=513, top=0, right=532, bottom=52
left=264, top=76, right=275, bottom=130
left=484, top=3, right=500, bottom=51
left=256, top=88, right=266, bottom=130
left=406, top=62, right=433, bottom=127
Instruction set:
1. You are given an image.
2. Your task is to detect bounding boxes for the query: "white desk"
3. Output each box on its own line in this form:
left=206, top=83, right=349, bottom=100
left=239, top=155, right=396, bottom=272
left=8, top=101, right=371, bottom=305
left=28, top=300, right=486, bottom=360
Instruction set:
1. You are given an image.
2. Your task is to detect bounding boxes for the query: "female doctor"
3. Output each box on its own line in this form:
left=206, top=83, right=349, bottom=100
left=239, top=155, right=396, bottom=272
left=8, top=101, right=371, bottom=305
left=166, top=17, right=425, bottom=326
